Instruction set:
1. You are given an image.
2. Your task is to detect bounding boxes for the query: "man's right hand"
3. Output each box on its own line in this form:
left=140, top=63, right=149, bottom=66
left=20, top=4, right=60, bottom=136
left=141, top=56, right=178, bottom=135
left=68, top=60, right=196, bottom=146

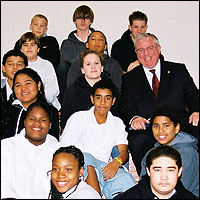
left=131, top=117, right=150, bottom=130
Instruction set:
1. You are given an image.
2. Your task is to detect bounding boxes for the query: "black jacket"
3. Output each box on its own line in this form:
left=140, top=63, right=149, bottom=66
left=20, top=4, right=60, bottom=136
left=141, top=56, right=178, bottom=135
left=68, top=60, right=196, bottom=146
left=61, top=75, right=120, bottom=129
left=14, top=35, right=60, bottom=70
left=114, top=174, right=198, bottom=199
left=111, top=29, right=137, bottom=72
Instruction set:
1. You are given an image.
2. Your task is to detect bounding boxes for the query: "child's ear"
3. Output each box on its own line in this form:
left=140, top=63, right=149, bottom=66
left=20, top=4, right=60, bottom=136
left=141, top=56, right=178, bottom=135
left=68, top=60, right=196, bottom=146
left=79, top=167, right=84, bottom=177
left=38, top=81, right=41, bottom=91
left=146, top=167, right=150, bottom=176
left=175, top=123, right=180, bottom=134
left=2, top=65, right=6, bottom=73
left=90, top=95, right=94, bottom=104
left=112, top=97, right=116, bottom=105
left=86, top=42, right=89, bottom=49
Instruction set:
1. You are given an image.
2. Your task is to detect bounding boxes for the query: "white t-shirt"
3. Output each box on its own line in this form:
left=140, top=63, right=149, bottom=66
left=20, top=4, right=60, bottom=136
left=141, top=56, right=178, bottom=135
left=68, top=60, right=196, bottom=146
left=60, top=106, right=128, bottom=163
left=61, top=180, right=101, bottom=199
left=1, top=128, right=63, bottom=199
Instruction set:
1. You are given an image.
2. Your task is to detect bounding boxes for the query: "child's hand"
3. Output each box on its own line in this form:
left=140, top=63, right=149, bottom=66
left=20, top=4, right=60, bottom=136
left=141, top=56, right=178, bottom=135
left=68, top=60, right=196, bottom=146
left=101, top=160, right=120, bottom=181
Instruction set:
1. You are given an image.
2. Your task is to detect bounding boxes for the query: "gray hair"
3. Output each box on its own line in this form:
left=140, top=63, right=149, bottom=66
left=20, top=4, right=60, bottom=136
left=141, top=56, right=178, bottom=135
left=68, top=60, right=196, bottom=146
left=134, top=33, right=160, bottom=48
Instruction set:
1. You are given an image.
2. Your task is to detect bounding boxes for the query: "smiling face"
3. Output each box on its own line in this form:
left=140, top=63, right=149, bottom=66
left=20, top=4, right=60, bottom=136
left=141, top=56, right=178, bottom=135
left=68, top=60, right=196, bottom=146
left=152, top=116, right=180, bottom=145
left=24, top=106, right=51, bottom=146
left=51, top=152, right=83, bottom=193
left=146, top=156, right=182, bottom=199
left=135, top=36, right=161, bottom=69
left=14, top=73, right=40, bottom=108
left=86, top=32, right=107, bottom=54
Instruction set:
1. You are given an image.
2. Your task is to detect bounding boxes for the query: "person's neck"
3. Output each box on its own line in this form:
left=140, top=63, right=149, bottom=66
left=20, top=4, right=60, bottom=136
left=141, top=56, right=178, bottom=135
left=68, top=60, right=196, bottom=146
left=76, top=29, right=90, bottom=42
left=131, top=34, right=135, bottom=43
left=85, top=76, right=101, bottom=87
left=94, top=109, right=108, bottom=124
left=7, top=78, right=13, bottom=89
left=28, top=56, right=38, bottom=63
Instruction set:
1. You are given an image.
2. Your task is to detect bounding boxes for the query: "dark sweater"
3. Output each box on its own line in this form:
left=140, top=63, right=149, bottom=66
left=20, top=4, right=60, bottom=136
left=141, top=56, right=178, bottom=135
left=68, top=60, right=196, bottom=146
left=111, top=29, right=137, bottom=72
left=61, top=75, right=120, bottom=129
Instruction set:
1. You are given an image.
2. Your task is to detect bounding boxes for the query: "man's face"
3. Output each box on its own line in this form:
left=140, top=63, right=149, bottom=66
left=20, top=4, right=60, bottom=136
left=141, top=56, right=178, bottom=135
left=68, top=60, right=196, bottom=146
left=152, top=116, right=180, bottom=145
left=2, top=56, right=26, bottom=81
left=135, top=36, right=161, bottom=69
left=146, top=156, right=182, bottom=199
left=129, top=20, right=148, bottom=40
left=30, top=16, right=48, bottom=39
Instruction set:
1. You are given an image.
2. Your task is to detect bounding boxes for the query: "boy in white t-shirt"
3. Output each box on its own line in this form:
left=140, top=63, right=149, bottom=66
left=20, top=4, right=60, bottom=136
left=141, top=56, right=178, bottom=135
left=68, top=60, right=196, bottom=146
left=60, top=78, right=136, bottom=198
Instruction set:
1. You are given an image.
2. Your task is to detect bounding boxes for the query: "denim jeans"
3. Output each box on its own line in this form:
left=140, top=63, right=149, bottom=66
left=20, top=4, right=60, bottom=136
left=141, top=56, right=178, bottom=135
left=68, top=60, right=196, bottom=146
left=83, top=152, right=136, bottom=199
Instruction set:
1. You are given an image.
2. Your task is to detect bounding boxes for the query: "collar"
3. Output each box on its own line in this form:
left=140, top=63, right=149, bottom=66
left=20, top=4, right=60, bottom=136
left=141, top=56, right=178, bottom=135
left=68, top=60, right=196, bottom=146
left=74, top=30, right=92, bottom=43
left=5, top=78, right=13, bottom=100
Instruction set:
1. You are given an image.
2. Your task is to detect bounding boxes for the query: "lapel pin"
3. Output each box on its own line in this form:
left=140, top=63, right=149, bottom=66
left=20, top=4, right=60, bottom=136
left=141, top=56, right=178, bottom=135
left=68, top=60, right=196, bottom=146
left=168, top=71, right=170, bottom=73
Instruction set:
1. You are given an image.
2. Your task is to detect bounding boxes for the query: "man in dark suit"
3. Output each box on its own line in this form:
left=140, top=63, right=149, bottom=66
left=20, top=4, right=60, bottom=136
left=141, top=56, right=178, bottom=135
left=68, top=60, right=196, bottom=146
left=119, top=33, right=199, bottom=175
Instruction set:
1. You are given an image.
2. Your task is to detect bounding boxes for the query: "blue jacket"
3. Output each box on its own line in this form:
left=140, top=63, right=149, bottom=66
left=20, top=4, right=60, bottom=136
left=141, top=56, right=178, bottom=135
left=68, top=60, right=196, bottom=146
left=140, top=131, right=199, bottom=197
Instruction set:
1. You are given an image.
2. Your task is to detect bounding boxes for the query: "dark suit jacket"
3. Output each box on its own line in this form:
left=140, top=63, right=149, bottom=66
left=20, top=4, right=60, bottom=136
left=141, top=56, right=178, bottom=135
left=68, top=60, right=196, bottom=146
left=120, top=56, right=199, bottom=127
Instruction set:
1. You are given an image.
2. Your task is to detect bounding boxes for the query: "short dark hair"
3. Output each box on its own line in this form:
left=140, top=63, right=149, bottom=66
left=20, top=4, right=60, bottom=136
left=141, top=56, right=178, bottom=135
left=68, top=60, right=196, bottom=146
left=129, top=11, right=148, bottom=26
left=91, top=78, right=117, bottom=98
left=73, top=5, right=94, bottom=22
left=150, top=104, right=180, bottom=127
left=19, top=32, right=40, bottom=49
left=2, top=49, right=28, bottom=66
left=25, top=101, right=52, bottom=123
left=146, top=145, right=182, bottom=170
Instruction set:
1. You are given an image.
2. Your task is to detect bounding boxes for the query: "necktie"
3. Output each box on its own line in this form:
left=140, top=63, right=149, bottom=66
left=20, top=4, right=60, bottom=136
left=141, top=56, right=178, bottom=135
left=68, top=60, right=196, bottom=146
left=149, top=69, right=159, bottom=99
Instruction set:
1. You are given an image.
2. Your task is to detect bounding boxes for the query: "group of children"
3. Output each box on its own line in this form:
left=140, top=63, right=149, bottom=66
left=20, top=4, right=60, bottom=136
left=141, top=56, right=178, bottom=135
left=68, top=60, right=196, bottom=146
left=1, top=4, right=199, bottom=199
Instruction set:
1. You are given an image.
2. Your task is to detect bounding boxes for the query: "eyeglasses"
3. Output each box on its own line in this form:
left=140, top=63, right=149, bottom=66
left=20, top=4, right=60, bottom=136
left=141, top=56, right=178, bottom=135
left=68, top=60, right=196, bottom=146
left=136, top=45, right=157, bottom=54
left=47, top=170, right=52, bottom=177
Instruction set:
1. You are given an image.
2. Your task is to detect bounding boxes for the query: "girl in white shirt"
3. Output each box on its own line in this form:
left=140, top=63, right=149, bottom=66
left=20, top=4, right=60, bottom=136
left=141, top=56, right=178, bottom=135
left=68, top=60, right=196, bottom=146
left=48, top=145, right=101, bottom=199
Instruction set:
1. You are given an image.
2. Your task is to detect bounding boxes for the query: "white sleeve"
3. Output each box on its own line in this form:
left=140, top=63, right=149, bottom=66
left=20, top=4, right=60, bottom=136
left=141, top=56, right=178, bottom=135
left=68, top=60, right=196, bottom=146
left=59, top=113, right=83, bottom=146
left=1, top=140, right=20, bottom=199
left=115, top=118, right=128, bottom=146
left=42, top=61, right=60, bottom=107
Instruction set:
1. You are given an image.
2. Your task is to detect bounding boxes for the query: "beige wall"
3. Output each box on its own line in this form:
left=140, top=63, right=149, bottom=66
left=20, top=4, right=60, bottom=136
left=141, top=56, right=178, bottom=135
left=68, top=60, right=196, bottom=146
left=1, top=1, right=199, bottom=87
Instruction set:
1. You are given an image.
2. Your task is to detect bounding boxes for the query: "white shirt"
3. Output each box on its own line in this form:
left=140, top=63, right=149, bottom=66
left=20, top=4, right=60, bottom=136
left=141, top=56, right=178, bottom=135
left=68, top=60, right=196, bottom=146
left=1, top=128, right=63, bottom=199
left=60, top=106, right=128, bottom=163
left=61, top=180, right=101, bottom=199
left=28, top=56, right=61, bottom=110
left=5, top=78, right=13, bottom=100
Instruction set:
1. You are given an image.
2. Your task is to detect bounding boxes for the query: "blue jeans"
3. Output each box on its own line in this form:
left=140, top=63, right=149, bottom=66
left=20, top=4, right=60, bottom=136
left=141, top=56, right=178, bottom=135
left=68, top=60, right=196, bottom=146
left=83, top=152, right=136, bottom=199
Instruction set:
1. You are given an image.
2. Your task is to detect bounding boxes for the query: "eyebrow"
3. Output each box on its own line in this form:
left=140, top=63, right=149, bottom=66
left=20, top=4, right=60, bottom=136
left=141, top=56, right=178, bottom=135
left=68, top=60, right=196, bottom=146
left=153, top=166, right=176, bottom=169
left=95, top=94, right=112, bottom=97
